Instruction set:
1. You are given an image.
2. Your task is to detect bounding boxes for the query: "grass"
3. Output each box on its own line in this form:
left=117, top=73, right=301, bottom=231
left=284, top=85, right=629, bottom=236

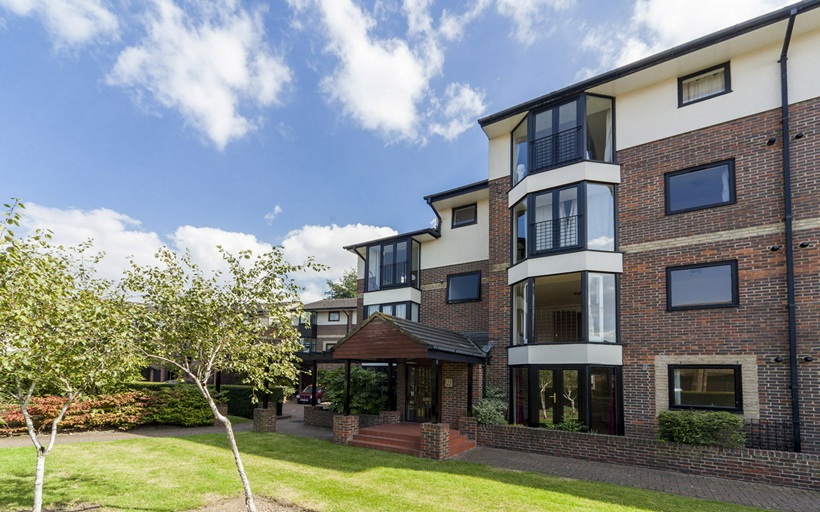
left=0, top=432, right=761, bottom=512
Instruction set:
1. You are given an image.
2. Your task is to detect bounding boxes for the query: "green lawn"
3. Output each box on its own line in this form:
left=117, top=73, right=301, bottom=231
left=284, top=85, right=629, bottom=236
left=0, top=432, right=760, bottom=512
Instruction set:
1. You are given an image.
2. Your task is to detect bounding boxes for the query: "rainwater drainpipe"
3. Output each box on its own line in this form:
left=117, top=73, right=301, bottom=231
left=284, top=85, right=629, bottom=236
left=778, top=7, right=801, bottom=453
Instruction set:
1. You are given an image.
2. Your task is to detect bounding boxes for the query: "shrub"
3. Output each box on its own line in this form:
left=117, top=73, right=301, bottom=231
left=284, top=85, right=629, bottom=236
left=322, top=366, right=387, bottom=415
left=142, top=386, right=222, bottom=427
left=211, top=385, right=256, bottom=419
left=658, top=409, right=745, bottom=449
left=474, top=387, right=507, bottom=425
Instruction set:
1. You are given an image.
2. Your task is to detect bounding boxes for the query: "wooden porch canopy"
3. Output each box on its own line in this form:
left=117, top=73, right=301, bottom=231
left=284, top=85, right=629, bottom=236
left=332, top=312, right=488, bottom=364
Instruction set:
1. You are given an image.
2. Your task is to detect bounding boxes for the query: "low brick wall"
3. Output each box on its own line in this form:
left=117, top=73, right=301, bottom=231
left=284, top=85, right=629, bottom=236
left=304, top=407, right=393, bottom=429
left=478, top=425, right=820, bottom=490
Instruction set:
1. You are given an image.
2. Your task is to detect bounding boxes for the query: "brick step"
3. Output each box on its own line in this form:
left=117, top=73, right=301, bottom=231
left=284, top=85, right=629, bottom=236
left=348, top=438, right=420, bottom=456
left=357, top=427, right=421, bottom=442
left=351, top=433, right=422, bottom=450
left=448, top=436, right=477, bottom=457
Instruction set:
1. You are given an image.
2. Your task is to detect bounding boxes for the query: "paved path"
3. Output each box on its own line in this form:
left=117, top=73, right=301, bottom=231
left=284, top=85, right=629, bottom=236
left=3, top=404, right=818, bottom=511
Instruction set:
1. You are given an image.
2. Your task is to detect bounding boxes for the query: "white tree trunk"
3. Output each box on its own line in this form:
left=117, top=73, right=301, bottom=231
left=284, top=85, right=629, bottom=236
left=193, top=379, right=257, bottom=512
left=33, top=451, right=45, bottom=512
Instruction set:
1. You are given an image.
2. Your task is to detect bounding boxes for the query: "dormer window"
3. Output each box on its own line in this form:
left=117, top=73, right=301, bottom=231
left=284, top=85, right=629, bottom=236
left=452, top=204, right=477, bottom=228
left=678, top=63, right=730, bottom=107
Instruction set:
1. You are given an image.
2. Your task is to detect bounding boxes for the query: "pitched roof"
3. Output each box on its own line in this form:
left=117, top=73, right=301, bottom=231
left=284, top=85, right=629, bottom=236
left=302, top=298, right=357, bottom=311
left=333, top=312, right=488, bottom=362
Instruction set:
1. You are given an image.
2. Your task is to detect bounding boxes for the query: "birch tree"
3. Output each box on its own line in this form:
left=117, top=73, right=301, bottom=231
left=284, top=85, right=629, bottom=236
left=123, top=245, right=314, bottom=512
left=0, top=200, right=139, bottom=512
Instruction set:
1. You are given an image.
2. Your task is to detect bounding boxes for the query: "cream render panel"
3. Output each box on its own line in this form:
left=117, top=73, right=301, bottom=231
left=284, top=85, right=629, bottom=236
left=508, top=343, right=622, bottom=366
left=422, top=198, right=489, bottom=269
left=615, top=29, right=820, bottom=151
left=488, top=135, right=512, bottom=181
left=362, top=287, right=421, bottom=306
left=508, top=251, right=623, bottom=286
left=508, top=161, right=621, bottom=208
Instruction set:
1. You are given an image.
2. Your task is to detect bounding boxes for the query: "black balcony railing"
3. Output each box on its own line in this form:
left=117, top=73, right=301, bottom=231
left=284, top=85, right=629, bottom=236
left=531, top=126, right=581, bottom=172
left=297, top=323, right=317, bottom=338
left=532, top=215, right=581, bottom=254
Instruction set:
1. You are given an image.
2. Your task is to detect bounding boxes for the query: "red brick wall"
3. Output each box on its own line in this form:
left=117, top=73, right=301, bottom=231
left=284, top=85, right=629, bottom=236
left=617, top=98, right=820, bottom=452
left=419, top=260, right=489, bottom=332
left=487, top=177, right=512, bottom=400
left=478, top=424, right=819, bottom=489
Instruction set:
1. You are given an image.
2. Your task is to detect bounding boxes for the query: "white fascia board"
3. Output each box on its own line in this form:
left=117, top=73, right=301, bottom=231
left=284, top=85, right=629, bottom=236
left=508, top=343, right=622, bottom=366
left=362, top=287, right=421, bottom=306
left=508, top=161, right=621, bottom=207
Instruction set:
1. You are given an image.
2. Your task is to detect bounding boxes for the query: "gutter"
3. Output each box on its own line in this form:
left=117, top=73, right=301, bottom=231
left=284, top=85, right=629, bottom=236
left=778, top=8, right=802, bottom=453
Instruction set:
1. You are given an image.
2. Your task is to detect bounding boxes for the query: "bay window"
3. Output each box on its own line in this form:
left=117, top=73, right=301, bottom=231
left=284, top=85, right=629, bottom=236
left=513, top=182, right=615, bottom=260
left=512, top=94, right=614, bottom=184
left=512, top=272, right=617, bottom=345
left=365, top=238, right=421, bottom=291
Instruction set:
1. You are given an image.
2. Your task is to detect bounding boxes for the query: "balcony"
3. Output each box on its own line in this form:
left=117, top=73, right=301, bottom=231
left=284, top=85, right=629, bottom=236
left=531, top=127, right=582, bottom=172
left=532, top=215, right=581, bottom=254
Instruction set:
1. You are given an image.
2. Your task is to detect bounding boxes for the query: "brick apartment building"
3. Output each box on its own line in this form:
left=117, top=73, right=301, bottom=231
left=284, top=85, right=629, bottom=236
left=330, top=0, right=820, bottom=455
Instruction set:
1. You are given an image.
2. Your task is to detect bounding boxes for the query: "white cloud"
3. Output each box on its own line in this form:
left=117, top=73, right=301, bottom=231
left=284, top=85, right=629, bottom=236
left=16, top=204, right=395, bottom=304
left=264, top=205, right=283, bottom=225
left=20, top=204, right=163, bottom=283
left=308, top=0, right=486, bottom=142
left=280, top=223, right=396, bottom=302
left=106, top=0, right=291, bottom=150
left=582, top=0, right=794, bottom=73
left=495, top=0, right=573, bottom=46
left=429, top=83, right=486, bottom=140
left=0, top=0, right=119, bottom=48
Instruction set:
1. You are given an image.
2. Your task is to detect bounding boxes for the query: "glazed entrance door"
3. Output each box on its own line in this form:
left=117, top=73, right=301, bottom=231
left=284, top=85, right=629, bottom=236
left=406, top=364, right=433, bottom=422
left=537, top=368, right=580, bottom=427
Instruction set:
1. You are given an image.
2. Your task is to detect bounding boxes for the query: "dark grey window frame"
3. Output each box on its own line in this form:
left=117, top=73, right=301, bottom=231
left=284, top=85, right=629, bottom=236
left=666, top=260, right=739, bottom=311
left=365, top=301, right=419, bottom=321
left=364, top=237, right=420, bottom=292
left=452, top=203, right=478, bottom=228
left=678, top=62, right=731, bottom=107
left=668, top=364, right=742, bottom=412
left=328, top=311, right=340, bottom=322
left=665, top=159, right=736, bottom=215
left=447, top=271, right=482, bottom=303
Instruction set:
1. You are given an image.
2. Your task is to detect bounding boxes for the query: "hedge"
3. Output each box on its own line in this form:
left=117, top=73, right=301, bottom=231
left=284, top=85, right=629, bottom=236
left=657, top=409, right=745, bottom=448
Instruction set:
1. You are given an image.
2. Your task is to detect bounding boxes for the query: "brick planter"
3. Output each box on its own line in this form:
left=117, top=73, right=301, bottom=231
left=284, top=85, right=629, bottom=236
left=253, top=407, right=277, bottom=433
left=379, top=411, right=401, bottom=424
left=420, top=422, right=450, bottom=460
left=333, top=415, right=359, bottom=445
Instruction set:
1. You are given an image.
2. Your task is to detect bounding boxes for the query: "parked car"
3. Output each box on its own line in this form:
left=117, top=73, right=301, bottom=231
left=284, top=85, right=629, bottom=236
left=296, top=386, right=323, bottom=404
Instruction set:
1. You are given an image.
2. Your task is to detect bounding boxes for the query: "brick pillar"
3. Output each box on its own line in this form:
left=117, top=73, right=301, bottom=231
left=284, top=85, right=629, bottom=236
left=420, top=422, right=450, bottom=460
left=214, top=404, right=228, bottom=426
left=459, top=416, right=477, bottom=441
left=379, top=410, right=401, bottom=425
left=253, top=408, right=277, bottom=432
left=333, top=415, right=359, bottom=445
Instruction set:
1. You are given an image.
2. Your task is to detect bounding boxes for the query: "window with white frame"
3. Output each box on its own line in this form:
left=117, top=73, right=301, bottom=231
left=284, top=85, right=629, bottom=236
left=678, top=63, right=730, bottom=106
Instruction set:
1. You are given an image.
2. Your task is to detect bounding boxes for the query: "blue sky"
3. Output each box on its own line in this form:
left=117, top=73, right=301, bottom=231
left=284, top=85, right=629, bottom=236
left=0, top=0, right=793, bottom=301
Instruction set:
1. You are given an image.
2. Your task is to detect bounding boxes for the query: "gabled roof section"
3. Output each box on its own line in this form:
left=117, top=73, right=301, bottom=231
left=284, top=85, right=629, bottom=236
left=332, top=313, right=488, bottom=363
left=303, top=298, right=357, bottom=311
left=344, top=228, right=440, bottom=259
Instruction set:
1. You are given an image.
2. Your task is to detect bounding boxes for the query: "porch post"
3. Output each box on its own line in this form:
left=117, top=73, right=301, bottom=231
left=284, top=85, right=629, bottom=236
left=311, top=361, right=318, bottom=406
left=387, top=362, right=396, bottom=411
left=344, top=360, right=351, bottom=416
left=467, top=363, right=474, bottom=416
left=432, top=359, right=440, bottom=423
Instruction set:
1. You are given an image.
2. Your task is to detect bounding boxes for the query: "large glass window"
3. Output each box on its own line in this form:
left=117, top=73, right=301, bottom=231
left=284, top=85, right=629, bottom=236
left=365, top=302, right=419, bottom=322
left=512, top=365, right=623, bottom=434
left=514, top=182, right=615, bottom=260
left=666, top=160, right=735, bottom=214
left=678, top=63, right=730, bottom=106
left=667, top=261, right=738, bottom=310
left=447, top=272, right=481, bottom=303
left=514, top=272, right=617, bottom=345
left=669, top=365, right=742, bottom=411
left=513, top=94, right=614, bottom=181
left=365, top=238, right=420, bottom=291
